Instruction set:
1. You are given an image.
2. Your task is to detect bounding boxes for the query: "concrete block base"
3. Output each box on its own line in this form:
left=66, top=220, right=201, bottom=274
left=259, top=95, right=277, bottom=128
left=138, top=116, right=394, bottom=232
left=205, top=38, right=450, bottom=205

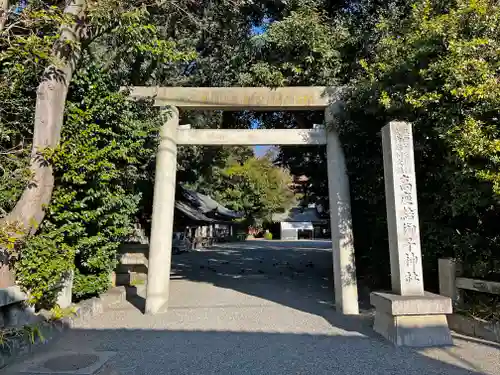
left=373, top=311, right=452, bottom=347
left=371, top=291, right=453, bottom=347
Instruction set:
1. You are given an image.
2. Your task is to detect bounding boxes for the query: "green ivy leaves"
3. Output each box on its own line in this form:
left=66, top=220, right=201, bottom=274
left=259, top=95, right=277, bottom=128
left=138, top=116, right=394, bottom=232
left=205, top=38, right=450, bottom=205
left=14, top=59, right=162, bottom=307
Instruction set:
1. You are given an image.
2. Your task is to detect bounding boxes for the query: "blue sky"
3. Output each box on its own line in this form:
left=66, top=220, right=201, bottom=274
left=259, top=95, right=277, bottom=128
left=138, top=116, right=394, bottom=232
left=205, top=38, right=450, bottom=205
left=251, top=25, right=266, bottom=35
left=250, top=19, right=272, bottom=158
left=250, top=18, right=272, bottom=36
left=251, top=120, right=270, bottom=157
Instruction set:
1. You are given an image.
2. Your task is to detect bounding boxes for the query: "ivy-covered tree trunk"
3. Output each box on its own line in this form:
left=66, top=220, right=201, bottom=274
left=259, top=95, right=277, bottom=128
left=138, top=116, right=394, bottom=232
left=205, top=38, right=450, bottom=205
left=8, top=0, right=86, bottom=233
left=0, top=0, right=86, bottom=287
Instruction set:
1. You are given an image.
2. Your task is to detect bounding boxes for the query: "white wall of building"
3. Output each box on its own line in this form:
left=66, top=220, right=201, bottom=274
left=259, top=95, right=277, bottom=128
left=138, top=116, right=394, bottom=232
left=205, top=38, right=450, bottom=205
left=280, top=221, right=313, bottom=240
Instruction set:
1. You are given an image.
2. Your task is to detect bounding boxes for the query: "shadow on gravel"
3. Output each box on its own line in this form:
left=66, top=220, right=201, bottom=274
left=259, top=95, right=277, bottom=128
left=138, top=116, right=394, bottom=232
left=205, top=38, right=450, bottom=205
left=170, top=241, right=375, bottom=337
left=28, top=328, right=488, bottom=375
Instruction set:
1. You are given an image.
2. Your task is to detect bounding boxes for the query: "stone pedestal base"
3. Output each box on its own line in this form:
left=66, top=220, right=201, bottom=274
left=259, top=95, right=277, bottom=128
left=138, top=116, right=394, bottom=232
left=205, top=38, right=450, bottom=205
left=370, top=291, right=453, bottom=347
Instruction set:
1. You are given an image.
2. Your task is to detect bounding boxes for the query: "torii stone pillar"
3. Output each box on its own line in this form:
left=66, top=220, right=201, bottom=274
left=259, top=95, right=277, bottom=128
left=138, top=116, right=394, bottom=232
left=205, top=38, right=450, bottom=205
left=145, top=106, right=179, bottom=314
left=325, top=107, right=359, bottom=315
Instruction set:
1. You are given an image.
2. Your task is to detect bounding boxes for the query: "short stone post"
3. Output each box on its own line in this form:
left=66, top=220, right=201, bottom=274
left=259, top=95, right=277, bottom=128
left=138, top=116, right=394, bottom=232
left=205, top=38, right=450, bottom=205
left=438, top=258, right=462, bottom=306
left=56, top=270, right=74, bottom=309
left=145, top=107, right=179, bottom=315
left=325, top=107, right=359, bottom=315
left=370, top=121, right=452, bottom=347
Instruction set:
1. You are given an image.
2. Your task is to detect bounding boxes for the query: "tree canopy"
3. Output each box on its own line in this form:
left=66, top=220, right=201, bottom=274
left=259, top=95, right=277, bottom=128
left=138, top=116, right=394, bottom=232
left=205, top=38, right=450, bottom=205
left=201, top=152, right=296, bottom=225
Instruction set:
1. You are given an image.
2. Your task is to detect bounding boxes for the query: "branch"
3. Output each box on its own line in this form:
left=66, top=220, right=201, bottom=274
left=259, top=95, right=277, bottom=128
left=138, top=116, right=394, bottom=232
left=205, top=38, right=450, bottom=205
left=0, top=145, right=25, bottom=155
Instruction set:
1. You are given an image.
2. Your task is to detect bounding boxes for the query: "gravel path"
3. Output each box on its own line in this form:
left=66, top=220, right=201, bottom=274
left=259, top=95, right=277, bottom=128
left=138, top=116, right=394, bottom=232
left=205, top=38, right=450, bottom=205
left=7, top=241, right=500, bottom=374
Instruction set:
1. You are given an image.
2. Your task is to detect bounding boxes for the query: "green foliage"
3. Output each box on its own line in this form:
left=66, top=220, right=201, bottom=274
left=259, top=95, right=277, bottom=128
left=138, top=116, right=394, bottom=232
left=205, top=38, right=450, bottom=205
left=0, top=323, right=45, bottom=350
left=11, top=58, right=163, bottom=307
left=182, top=146, right=296, bottom=226
left=239, top=7, right=348, bottom=86
left=130, top=278, right=145, bottom=287
left=49, top=305, right=77, bottom=321
left=0, top=6, right=46, bottom=216
left=229, top=5, right=351, bottom=210
left=0, top=0, right=196, bottom=219
left=21, top=323, right=45, bottom=345
left=50, top=61, right=161, bottom=302
left=1, top=0, right=194, bottom=307
left=0, top=221, right=23, bottom=253
left=339, top=0, right=500, bottom=286
left=205, top=154, right=296, bottom=225
left=0, top=4, right=68, bottom=70
left=14, top=229, right=75, bottom=307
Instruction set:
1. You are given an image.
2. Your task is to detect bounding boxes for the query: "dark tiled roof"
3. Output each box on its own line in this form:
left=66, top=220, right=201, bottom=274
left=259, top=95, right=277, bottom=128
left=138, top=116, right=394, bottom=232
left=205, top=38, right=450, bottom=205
left=175, top=186, right=243, bottom=223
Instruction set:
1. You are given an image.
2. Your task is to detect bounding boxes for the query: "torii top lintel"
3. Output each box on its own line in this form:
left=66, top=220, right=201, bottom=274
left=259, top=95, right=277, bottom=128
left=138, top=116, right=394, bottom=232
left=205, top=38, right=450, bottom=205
left=126, top=86, right=334, bottom=111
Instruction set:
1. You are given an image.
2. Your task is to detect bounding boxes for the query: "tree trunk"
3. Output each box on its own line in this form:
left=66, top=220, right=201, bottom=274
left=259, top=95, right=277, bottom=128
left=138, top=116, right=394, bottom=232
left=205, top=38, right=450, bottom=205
left=0, top=0, right=8, bottom=32
left=0, top=0, right=87, bottom=287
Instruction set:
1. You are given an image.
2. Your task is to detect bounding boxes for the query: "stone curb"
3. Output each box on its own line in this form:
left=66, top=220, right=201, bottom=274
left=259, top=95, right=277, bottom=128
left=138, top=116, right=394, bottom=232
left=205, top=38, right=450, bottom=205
left=448, top=314, right=500, bottom=343
left=0, top=286, right=126, bottom=370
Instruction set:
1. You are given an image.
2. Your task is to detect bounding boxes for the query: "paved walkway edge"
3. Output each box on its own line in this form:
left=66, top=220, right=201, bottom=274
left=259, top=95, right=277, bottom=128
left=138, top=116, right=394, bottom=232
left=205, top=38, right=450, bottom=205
left=0, top=286, right=126, bottom=369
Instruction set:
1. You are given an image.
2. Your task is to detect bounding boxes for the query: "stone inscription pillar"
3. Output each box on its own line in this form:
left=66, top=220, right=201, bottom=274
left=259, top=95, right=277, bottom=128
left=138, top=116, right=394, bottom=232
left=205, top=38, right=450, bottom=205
left=370, top=121, right=452, bottom=347
left=145, top=106, right=179, bottom=315
left=325, top=107, right=359, bottom=315
left=382, top=121, right=424, bottom=296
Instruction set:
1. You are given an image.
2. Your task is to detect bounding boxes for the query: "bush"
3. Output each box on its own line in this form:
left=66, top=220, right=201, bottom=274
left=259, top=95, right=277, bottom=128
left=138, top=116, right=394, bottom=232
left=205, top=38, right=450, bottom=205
left=14, top=231, right=74, bottom=308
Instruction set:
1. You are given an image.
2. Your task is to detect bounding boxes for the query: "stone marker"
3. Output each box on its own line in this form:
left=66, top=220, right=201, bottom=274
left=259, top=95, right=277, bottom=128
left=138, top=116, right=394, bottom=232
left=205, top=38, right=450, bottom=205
left=382, top=121, right=424, bottom=296
left=371, top=121, right=453, bottom=347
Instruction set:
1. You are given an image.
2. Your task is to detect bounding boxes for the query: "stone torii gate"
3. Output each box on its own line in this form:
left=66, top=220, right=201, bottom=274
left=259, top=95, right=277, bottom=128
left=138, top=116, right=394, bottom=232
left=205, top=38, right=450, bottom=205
left=128, top=86, right=359, bottom=316
left=128, top=86, right=453, bottom=347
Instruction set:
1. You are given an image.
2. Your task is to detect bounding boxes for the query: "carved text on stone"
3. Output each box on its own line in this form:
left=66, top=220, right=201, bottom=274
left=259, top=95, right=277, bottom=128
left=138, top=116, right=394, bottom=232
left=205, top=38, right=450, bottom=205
left=393, top=125, right=421, bottom=285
